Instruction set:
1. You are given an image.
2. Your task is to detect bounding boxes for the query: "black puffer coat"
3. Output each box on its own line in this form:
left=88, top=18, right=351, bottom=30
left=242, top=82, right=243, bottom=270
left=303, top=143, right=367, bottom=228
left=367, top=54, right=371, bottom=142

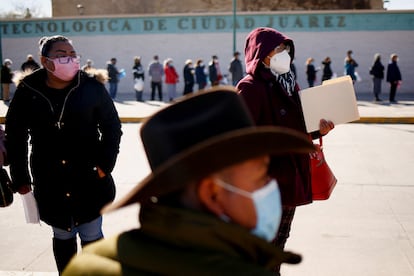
left=5, top=69, right=122, bottom=231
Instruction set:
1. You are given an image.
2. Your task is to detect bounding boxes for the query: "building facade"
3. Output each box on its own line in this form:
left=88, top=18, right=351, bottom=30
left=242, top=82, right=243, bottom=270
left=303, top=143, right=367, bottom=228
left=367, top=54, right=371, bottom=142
left=52, top=0, right=384, bottom=17
left=1, top=10, right=412, bottom=98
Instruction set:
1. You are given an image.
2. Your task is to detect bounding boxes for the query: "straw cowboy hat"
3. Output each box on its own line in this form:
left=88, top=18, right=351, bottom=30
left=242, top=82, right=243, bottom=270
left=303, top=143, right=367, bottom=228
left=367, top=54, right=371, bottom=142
left=103, top=86, right=314, bottom=212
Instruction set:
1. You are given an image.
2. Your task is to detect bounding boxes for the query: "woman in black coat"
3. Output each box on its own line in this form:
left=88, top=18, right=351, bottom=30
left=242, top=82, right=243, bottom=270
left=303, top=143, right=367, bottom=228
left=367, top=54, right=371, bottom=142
left=305, top=57, right=317, bottom=87
left=369, top=53, right=385, bottom=102
left=386, top=53, right=402, bottom=103
left=321, top=56, right=333, bottom=82
left=5, top=35, right=122, bottom=274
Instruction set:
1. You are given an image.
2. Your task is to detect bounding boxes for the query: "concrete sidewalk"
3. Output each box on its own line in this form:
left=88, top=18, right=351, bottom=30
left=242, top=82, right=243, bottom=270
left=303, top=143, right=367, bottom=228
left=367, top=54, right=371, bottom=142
left=0, top=91, right=413, bottom=276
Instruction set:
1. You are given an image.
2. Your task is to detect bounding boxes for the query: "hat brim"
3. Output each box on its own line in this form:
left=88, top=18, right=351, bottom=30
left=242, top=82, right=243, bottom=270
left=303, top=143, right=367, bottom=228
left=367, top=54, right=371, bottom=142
left=102, top=126, right=314, bottom=213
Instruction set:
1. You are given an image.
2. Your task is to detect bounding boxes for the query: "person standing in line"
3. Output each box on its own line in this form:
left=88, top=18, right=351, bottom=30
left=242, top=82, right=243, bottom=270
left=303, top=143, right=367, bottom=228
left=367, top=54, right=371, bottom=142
left=132, top=56, right=145, bottom=102
left=195, top=59, right=207, bottom=91
left=305, top=57, right=317, bottom=87
left=63, top=88, right=315, bottom=275
left=386, top=53, right=402, bottom=103
left=183, top=59, right=195, bottom=95
left=5, top=35, right=122, bottom=274
left=229, top=51, right=244, bottom=86
left=236, top=27, right=334, bottom=275
left=1, top=59, right=14, bottom=102
left=21, top=54, right=40, bottom=72
left=107, top=57, right=120, bottom=99
left=148, top=55, right=164, bottom=101
left=164, top=58, right=179, bottom=102
left=344, top=50, right=358, bottom=84
left=208, top=55, right=222, bottom=86
left=369, top=53, right=385, bottom=102
left=81, top=59, right=95, bottom=74
left=321, top=56, right=333, bottom=82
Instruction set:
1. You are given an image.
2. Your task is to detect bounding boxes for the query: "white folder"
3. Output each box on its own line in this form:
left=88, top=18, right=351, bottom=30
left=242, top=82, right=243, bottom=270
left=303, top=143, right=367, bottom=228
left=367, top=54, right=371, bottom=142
left=299, top=75, right=360, bottom=132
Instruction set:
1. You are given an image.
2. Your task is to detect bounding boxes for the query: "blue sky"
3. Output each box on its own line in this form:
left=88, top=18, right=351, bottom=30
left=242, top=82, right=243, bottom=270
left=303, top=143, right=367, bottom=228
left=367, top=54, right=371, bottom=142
left=0, top=0, right=413, bottom=17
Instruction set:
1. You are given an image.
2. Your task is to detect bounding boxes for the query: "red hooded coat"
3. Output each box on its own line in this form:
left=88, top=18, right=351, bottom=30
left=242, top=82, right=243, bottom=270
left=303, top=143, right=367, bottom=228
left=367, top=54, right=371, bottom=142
left=237, top=27, right=318, bottom=206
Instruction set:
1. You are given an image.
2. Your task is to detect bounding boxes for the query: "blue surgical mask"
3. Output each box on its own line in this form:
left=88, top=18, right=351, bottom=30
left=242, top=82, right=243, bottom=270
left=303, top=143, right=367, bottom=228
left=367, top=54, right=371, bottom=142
left=215, top=178, right=282, bottom=242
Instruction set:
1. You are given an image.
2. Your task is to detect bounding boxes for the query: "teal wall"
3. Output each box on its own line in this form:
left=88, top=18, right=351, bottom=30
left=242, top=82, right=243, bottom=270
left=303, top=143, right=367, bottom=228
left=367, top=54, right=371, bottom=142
left=1, top=11, right=413, bottom=38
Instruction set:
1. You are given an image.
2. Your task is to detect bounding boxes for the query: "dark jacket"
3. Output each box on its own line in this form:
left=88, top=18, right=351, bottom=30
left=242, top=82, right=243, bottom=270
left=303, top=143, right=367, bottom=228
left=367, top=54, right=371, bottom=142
left=107, top=63, right=119, bottom=83
left=5, top=69, right=122, bottom=230
left=386, top=61, right=402, bottom=83
left=1, top=65, right=13, bottom=84
left=21, top=60, right=40, bottom=72
left=208, top=61, right=221, bottom=85
left=132, top=63, right=145, bottom=80
left=370, top=59, right=384, bottom=79
left=195, top=65, right=207, bottom=87
left=229, top=58, right=244, bottom=85
left=237, top=27, right=315, bottom=206
left=63, top=204, right=301, bottom=275
left=306, top=64, right=317, bottom=82
left=183, top=64, right=195, bottom=85
left=321, top=61, right=333, bottom=81
left=183, top=63, right=195, bottom=94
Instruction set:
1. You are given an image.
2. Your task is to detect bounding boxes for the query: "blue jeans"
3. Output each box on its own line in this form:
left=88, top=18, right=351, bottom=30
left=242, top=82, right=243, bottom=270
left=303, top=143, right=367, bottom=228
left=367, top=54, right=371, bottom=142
left=109, top=82, right=118, bottom=99
left=52, top=216, right=103, bottom=242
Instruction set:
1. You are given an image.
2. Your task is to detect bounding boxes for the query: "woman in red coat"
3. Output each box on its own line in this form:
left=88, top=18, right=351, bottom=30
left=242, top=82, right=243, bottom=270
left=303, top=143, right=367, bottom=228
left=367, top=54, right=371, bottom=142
left=237, top=27, right=334, bottom=275
left=164, top=58, right=179, bottom=102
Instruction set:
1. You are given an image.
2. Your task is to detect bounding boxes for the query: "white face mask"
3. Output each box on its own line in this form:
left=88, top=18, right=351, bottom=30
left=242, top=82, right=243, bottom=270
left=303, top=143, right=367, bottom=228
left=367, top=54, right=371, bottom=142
left=268, top=50, right=291, bottom=75
left=215, top=178, right=282, bottom=241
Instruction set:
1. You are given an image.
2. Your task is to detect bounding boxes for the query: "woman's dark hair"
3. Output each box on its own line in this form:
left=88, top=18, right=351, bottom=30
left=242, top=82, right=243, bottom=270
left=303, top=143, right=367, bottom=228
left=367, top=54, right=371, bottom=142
left=39, top=35, right=70, bottom=57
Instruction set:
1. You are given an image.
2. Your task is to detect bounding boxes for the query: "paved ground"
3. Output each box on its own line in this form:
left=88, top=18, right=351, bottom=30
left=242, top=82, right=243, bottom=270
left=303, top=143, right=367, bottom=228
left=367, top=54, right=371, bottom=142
left=0, top=91, right=413, bottom=276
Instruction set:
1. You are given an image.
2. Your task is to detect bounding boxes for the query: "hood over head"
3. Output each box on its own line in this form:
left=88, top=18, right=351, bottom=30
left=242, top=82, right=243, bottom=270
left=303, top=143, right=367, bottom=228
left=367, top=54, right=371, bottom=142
left=244, top=27, right=295, bottom=76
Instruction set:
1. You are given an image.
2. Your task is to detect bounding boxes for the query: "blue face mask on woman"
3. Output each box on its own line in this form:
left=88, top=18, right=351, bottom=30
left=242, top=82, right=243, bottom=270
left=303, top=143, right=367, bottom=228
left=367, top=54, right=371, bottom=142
left=215, top=178, right=282, bottom=242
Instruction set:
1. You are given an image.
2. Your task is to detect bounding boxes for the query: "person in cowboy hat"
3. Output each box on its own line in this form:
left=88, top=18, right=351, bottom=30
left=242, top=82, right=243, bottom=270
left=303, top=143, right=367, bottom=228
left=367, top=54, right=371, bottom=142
left=63, top=87, right=315, bottom=276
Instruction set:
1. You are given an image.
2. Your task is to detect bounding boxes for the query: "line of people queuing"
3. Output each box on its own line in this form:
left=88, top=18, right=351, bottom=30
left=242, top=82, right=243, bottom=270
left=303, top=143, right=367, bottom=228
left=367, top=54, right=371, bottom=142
left=1, top=47, right=402, bottom=104
left=138, top=53, right=244, bottom=102
left=85, top=53, right=245, bottom=103
left=304, top=50, right=402, bottom=103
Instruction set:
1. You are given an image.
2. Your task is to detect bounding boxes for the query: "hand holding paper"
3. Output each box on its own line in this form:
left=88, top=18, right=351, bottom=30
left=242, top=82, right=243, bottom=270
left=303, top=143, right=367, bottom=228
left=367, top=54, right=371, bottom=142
left=299, top=75, right=360, bottom=133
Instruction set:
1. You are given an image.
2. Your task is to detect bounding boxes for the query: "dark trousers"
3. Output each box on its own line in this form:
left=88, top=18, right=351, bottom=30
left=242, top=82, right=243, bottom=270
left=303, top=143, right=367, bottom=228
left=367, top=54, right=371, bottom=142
left=53, top=237, right=77, bottom=274
left=389, top=81, right=398, bottom=102
left=273, top=206, right=296, bottom=275
left=373, top=78, right=382, bottom=100
left=183, top=82, right=194, bottom=95
left=151, top=81, right=162, bottom=101
left=135, top=90, right=143, bottom=101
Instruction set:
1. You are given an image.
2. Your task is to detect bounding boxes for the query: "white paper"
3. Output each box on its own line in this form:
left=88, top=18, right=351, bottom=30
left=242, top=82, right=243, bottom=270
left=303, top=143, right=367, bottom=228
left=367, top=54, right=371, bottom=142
left=299, top=75, right=360, bottom=132
left=21, top=192, right=40, bottom=224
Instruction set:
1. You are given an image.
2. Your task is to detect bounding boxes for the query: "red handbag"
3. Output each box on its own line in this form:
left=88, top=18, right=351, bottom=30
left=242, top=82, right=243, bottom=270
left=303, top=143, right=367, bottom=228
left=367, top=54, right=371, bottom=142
left=311, top=137, right=337, bottom=200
